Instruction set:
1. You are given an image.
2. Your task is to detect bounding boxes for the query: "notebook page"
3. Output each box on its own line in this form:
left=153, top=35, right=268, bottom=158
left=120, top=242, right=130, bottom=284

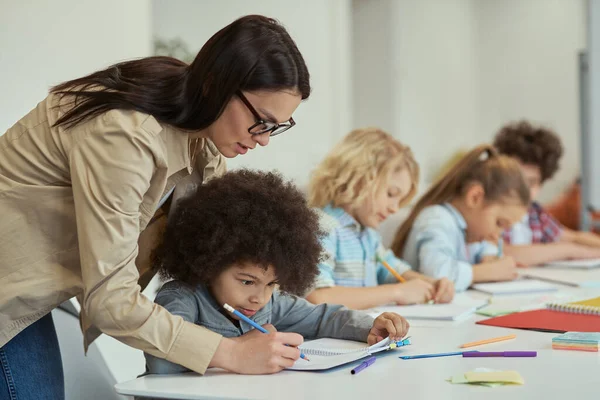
left=289, top=338, right=392, bottom=371
left=298, top=337, right=391, bottom=356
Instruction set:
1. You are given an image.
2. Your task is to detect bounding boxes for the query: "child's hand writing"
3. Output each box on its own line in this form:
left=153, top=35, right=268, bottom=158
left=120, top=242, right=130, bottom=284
left=473, top=256, right=518, bottom=282
left=221, top=329, right=304, bottom=374
left=394, top=279, right=434, bottom=304
left=433, top=278, right=455, bottom=303
left=367, top=312, right=410, bottom=345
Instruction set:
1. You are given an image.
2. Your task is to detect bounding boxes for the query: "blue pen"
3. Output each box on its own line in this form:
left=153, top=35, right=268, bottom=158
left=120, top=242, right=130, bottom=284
left=223, top=303, right=309, bottom=361
left=399, top=350, right=478, bottom=360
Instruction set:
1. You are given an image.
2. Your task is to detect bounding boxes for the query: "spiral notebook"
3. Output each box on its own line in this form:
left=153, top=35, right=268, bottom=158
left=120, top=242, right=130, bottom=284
left=288, top=337, right=399, bottom=371
left=546, top=296, right=600, bottom=315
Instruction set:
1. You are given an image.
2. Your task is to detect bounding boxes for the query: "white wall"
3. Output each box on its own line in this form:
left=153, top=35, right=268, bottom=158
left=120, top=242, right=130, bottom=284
left=152, top=0, right=353, bottom=186
left=352, top=0, right=395, bottom=132
left=352, top=0, right=586, bottom=201
left=353, top=0, right=480, bottom=188
left=0, top=0, right=153, bottom=132
left=392, top=0, right=480, bottom=186
left=476, top=0, right=586, bottom=202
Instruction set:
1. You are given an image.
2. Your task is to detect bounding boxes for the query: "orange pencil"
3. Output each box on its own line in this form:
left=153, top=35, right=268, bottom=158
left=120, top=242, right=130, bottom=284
left=459, top=334, right=517, bottom=349
left=375, top=254, right=407, bottom=283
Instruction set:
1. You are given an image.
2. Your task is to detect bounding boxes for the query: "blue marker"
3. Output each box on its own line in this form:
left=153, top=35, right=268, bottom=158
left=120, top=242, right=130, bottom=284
left=223, top=303, right=309, bottom=361
left=399, top=350, right=478, bottom=360
left=497, top=238, right=504, bottom=258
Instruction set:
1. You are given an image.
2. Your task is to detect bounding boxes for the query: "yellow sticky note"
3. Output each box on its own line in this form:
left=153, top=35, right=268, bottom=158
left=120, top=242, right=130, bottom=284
left=464, top=371, right=524, bottom=385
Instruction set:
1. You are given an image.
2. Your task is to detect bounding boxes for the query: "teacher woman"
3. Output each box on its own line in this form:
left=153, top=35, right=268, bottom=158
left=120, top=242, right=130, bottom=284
left=0, top=15, right=309, bottom=399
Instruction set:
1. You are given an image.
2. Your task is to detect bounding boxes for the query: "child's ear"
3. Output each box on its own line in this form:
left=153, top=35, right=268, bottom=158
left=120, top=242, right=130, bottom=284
left=464, top=183, right=485, bottom=209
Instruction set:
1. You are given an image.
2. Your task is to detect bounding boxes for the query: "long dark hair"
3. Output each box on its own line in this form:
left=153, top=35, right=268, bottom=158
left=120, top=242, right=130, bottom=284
left=51, top=15, right=310, bottom=130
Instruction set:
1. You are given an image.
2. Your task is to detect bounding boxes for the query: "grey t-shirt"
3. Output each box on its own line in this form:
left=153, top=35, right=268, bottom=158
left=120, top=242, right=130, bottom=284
left=145, top=281, right=375, bottom=374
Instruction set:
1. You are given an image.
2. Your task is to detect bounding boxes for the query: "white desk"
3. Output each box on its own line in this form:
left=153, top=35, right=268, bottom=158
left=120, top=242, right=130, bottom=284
left=522, top=266, right=600, bottom=287
left=115, top=287, right=600, bottom=400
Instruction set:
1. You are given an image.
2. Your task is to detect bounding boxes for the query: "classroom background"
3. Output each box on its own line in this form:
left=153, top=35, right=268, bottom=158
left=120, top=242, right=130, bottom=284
left=1, top=1, right=598, bottom=399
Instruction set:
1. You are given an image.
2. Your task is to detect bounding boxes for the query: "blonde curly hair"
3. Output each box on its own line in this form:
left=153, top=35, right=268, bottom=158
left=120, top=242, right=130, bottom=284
left=308, top=127, right=419, bottom=211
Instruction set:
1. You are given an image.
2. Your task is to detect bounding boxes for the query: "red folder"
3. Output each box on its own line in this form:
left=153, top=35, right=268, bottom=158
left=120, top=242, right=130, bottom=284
left=477, top=309, right=600, bottom=333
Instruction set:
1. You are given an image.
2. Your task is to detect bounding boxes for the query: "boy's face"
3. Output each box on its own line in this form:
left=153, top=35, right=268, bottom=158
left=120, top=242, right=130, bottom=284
left=210, top=263, right=278, bottom=319
left=352, top=168, right=413, bottom=229
left=519, top=162, right=542, bottom=201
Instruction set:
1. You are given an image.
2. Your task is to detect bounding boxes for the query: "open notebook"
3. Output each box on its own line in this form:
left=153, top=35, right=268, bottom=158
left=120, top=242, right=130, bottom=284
left=289, top=337, right=403, bottom=371
left=544, top=258, right=600, bottom=269
left=472, top=280, right=559, bottom=295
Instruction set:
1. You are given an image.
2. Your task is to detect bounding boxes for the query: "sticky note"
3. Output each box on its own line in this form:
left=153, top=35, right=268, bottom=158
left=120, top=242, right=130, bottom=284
left=464, top=370, right=524, bottom=385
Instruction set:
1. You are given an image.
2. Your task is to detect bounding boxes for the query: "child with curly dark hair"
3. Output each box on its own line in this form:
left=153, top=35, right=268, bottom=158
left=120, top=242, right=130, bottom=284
left=144, top=169, right=409, bottom=375
left=494, top=120, right=600, bottom=266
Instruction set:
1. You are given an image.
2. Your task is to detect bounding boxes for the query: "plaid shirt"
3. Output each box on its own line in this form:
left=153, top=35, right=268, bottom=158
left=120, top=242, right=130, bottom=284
left=314, top=205, right=411, bottom=289
left=502, top=202, right=562, bottom=244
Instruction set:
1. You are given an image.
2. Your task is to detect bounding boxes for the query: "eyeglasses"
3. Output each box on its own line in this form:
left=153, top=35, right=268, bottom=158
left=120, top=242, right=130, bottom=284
left=237, top=91, right=295, bottom=137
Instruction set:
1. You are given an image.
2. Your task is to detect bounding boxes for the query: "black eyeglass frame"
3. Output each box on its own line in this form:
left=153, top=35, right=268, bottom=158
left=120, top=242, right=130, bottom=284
left=237, top=91, right=296, bottom=137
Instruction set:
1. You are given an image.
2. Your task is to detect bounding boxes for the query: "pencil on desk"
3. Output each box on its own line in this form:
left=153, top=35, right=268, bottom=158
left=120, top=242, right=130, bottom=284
left=375, top=254, right=407, bottom=283
left=459, top=334, right=517, bottom=349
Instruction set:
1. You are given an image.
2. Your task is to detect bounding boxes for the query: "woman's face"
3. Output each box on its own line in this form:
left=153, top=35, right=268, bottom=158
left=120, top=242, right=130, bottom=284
left=203, top=90, right=302, bottom=158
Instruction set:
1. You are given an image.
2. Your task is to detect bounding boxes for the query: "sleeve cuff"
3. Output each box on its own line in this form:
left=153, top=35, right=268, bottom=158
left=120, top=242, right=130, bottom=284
left=454, top=261, right=474, bottom=292
left=165, top=321, right=222, bottom=374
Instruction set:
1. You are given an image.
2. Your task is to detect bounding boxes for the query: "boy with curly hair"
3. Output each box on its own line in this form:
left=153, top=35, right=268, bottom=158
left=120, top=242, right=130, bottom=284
left=494, top=120, right=600, bottom=266
left=144, top=169, right=409, bottom=375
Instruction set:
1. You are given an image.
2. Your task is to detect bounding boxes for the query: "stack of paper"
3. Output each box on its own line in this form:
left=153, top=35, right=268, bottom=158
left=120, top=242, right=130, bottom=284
left=447, top=368, right=524, bottom=387
left=368, top=297, right=488, bottom=321
left=545, top=258, right=600, bottom=269
left=552, top=332, right=600, bottom=352
left=472, top=280, right=559, bottom=295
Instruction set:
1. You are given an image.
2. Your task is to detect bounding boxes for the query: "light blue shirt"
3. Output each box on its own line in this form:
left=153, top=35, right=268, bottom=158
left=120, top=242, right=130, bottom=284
left=506, top=214, right=534, bottom=245
left=401, top=203, right=498, bottom=291
left=314, top=205, right=410, bottom=289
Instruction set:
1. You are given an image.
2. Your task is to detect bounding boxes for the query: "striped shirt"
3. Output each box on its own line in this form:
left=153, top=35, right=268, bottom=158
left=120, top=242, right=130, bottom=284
left=314, top=205, right=411, bottom=289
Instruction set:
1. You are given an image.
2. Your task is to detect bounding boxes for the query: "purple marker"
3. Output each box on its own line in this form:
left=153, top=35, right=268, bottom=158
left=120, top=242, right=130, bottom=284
left=463, top=351, right=537, bottom=358
left=351, top=356, right=377, bottom=375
